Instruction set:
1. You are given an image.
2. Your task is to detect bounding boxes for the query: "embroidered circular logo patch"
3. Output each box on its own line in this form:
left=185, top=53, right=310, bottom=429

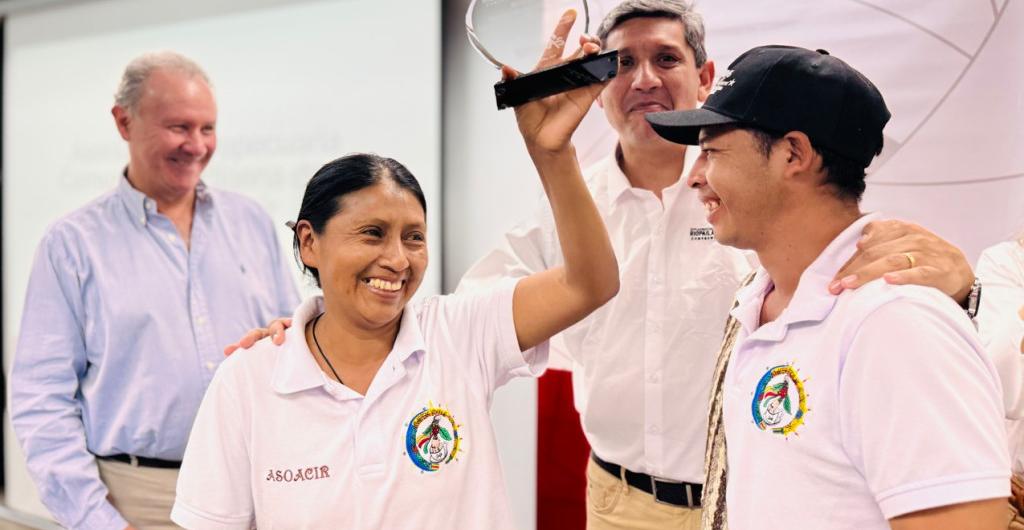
left=751, top=364, right=808, bottom=436
left=405, top=403, right=462, bottom=472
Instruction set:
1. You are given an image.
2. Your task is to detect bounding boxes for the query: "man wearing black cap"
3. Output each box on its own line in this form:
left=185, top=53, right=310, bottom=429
left=647, top=45, right=1009, bottom=529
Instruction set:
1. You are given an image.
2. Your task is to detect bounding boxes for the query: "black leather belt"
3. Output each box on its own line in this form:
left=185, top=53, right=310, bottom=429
left=97, top=453, right=181, bottom=469
left=592, top=453, right=702, bottom=507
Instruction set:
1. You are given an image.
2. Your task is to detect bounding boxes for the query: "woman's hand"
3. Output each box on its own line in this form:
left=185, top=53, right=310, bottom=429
left=506, top=10, right=619, bottom=351
left=506, top=9, right=604, bottom=157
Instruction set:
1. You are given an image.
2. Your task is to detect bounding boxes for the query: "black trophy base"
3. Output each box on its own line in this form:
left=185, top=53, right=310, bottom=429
left=494, top=50, right=618, bottom=110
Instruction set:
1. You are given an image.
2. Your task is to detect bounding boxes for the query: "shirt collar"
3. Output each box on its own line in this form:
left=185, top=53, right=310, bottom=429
left=731, top=212, right=882, bottom=341
left=270, top=296, right=427, bottom=395
left=116, top=170, right=213, bottom=226
left=117, top=171, right=156, bottom=226
left=195, top=180, right=212, bottom=203
left=605, top=146, right=633, bottom=204
left=605, top=145, right=697, bottom=206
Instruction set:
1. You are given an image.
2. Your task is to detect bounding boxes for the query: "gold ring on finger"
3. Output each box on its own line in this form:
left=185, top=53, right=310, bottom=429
left=903, top=252, right=916, bottom=269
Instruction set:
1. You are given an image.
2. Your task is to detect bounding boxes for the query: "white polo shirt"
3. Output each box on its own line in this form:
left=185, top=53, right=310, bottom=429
left=171, top=279, right=546, bottom=530
left=976, top=240, right=1024, bottom=472
left=724, top=213, right=1009, bottom=529
left=459, top=150, right=754, bottom=482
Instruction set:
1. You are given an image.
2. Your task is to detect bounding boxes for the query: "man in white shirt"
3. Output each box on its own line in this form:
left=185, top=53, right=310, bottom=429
left=976, top=238, right=1024, bottom=475
left=646, top=44, right=1009, bottom=529
left=457, top=2, right=979, bottom=528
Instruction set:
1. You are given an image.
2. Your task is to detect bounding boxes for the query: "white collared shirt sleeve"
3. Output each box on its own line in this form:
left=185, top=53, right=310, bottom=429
left=456, top=199, right=558, bottom=293
left=838, top=294, right=1010, bottom=519
left=456, top=199, right=578, bottom=372
left=172, top=353, right=254, bottom=530
left=9, top=229, right=128, bottom=530
left=976, top=242, right=1024, bottom=419
left=432, top=278, right=549, bottom=399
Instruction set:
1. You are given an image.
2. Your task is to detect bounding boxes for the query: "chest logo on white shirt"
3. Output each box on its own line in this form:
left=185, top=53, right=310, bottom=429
left=404, top=403, right=462, bottom=472
left=689, top=227, right=715, bottom=241
left=751, top=364, right=809, bottom=436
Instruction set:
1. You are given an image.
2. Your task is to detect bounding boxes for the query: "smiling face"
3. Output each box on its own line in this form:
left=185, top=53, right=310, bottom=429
left=299, top=179, right=428, bottom=330
left=689, top=125, right=785, bottom=250
left=598, top=17, right=713, bottom=151
left=114, top=68, right=217, bottom=201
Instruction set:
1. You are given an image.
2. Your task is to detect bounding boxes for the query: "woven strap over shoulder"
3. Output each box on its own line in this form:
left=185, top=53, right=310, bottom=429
left=701, top=271, right=757, bottom=530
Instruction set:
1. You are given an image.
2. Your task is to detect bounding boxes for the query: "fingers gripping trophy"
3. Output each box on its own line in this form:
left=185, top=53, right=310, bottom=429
left=466, top=0, right=617, bottom=109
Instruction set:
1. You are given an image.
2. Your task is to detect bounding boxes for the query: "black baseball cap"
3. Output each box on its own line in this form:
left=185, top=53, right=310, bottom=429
left=645, top=45, right=891, bottom=167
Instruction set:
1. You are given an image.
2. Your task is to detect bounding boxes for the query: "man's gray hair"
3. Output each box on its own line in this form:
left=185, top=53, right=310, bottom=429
left=596, top=0, right=707, bottom=67
left=114, top=51, right=211, bottom=114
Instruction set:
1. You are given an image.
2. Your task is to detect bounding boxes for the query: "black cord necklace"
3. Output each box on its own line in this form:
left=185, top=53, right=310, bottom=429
left=311, top=313, right=343, bottom=384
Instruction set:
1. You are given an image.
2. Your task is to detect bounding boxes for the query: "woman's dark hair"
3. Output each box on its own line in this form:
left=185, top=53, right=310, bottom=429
left=293, top=153, right=426, bottom=286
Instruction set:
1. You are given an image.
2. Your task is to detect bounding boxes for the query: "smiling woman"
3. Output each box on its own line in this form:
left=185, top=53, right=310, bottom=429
left=169, top=25, right=620, bottom=523
left=291, top=155, right=430, bottom=395
left=169, top=148, right=616, bottom=528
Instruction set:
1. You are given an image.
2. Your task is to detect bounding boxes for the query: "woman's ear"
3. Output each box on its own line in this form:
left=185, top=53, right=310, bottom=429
left=295, top=220, right=318, bottom=270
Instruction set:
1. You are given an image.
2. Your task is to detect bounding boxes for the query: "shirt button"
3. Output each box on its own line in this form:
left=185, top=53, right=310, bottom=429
left=196, top=316, right=206, bottom=326
left=205, top=361, right=216, bottom=371
left=167, top=234, right=177, bottom=243
left=648, top=371, right=661, bottom=383
left=649, top=424, right=661, bottom=434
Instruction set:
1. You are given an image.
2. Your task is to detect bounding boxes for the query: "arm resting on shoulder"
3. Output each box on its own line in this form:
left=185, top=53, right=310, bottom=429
left=832, top=219, right=974, bottom=304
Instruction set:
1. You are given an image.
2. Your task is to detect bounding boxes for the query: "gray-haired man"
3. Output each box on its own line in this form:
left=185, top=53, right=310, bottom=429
left=10, top=52, right=298, bottom=529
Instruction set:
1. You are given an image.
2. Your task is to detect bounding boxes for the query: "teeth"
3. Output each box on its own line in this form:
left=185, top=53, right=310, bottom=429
left=367, top=278, right=402, bottom=292
left=705, top=200, right=720, bottom=212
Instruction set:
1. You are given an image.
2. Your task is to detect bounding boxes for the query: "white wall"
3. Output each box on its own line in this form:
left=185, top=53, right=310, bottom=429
left=694, top=0, right=1024, bottom=261
left=3, top=0, right=441, bottom=519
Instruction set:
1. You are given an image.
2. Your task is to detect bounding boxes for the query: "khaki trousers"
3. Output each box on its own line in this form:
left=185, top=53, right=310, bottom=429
left=96, top=458, right=181, bottom=529
left=1009, top=504, right=1024, bottom=529
left=586, top=458, right=701, bottom=530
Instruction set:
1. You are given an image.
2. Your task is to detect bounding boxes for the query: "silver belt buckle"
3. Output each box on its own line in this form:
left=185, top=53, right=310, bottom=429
left=650, top=476, right=688, bottom=506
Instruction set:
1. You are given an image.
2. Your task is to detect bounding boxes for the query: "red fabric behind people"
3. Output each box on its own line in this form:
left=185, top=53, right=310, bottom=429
left=537, top=369, right=589, bottom=530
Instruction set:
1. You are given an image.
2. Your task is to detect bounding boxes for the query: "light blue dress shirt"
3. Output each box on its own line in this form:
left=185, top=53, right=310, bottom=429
left=9, top=175, right=300, bottom=530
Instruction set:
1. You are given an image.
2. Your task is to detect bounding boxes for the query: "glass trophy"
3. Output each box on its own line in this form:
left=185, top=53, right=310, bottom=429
left=466, top=0, right=618, bottom=110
